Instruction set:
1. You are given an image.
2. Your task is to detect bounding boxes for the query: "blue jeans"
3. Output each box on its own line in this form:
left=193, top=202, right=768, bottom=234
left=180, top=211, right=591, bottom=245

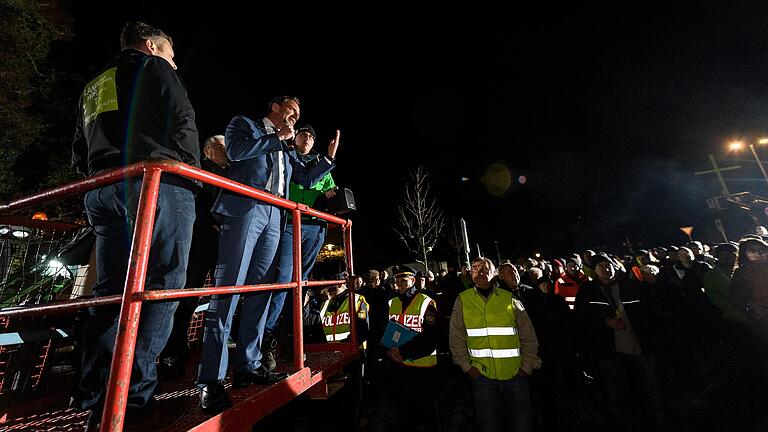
left=472, top=374, right=532, bottom=432
left=264, top=221, right=326, bottom=335
left=197, top=203, right=281, bottom=384
left=79, top=179, right=195, bottom=414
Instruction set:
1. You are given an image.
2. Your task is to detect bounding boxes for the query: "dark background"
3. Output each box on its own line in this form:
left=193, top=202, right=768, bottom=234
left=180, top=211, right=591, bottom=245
left=59, top=2, right=768, bottom=269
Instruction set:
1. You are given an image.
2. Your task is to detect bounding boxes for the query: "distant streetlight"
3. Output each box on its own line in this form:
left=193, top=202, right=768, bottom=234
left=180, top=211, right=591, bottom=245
left=729, top=138, right=768, bottom=189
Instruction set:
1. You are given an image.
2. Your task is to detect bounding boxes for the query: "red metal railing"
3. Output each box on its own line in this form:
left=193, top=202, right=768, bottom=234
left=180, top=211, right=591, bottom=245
left=0, top=159, right=356, bottom=431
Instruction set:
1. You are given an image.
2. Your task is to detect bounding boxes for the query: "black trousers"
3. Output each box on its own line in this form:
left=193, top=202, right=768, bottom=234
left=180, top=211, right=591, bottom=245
left=386, top=364, right=441, bottom=432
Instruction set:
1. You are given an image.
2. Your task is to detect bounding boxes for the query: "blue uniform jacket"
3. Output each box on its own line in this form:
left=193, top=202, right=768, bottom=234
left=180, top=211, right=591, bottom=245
left=212, top=115, right=335, bottom=217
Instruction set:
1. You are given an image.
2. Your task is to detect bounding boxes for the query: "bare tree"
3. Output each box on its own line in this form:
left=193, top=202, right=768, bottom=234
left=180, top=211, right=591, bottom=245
left=394, top=166, right=446, bottom=269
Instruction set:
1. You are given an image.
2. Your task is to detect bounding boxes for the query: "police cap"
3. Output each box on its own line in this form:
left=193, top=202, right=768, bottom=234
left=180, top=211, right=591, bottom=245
left=295, top=124, right=317, bottom=139
left=392, top=264, right=416, bottom=279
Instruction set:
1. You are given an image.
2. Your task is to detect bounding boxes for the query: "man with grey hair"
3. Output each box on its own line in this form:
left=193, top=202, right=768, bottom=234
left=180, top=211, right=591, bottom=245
left=450, top=257, right=540, bottom=432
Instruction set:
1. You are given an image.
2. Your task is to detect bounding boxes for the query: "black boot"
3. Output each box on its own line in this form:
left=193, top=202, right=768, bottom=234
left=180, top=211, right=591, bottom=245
left=262, top=334, right=278, bottom=372
left=199, top=381, right=233, bottom=413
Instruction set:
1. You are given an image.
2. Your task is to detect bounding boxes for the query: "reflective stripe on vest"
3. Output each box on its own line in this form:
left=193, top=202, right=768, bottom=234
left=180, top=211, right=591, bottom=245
left=321, top=294, right=364, bottom=345
left=326, top=331, right=350, bottom=341
left=388, top=293, right=437, bottom=367
left=468, top=348, right=521, bottom=358
left=460, top=287, right=522, bottom=380
left=466, top=327, right=518, bottom=337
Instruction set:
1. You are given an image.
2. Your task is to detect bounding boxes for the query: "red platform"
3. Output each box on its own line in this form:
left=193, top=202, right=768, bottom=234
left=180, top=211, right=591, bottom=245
left=2, top=344, right=357, bottom=432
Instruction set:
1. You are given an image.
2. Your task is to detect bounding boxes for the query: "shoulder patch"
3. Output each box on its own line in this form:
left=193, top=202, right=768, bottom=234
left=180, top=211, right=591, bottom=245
left=424, top=310, right=436, bottom=325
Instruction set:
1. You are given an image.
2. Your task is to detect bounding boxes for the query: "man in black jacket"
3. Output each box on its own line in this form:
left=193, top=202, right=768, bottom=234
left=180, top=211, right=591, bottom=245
left=71, top=21, right=199, bottom=430
left=575, top=254, right=664, bottom=432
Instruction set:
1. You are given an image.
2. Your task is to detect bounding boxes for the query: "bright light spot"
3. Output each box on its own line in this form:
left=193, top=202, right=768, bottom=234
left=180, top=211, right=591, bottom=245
left=759, top=138, right=768, bottom=145
left=44, top=259, right=69, bottom=277
left=325, top=244, right=335, bottom=251
left=0, top=227, right=9, bottom=235
left=11, top=229, right=30, bottom=239
left=729, top=141, right=744, bottom=152
left=460, top=177, right=469, bottom=182
left=534, top=252, right=541, bottom=258
left=518, top=175, right=527, bottom=185
left=32, top=212, right=47, bottom=221
left=481, top=162, right=512, bottom=196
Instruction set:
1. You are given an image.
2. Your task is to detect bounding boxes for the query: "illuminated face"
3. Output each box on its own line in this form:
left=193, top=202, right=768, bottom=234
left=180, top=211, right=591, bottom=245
left=595, top=261, right=615, bottom=282
left=275, top=99, right=300, bottom=126
left=565, top=261, right=581, bottom=275
left=294, top=131, right=315, bottom=155
left=499, top=265, right=520, bottom=288
left=471, top=260, right=495, bottom=288
left=203, top=137, right=227, bottom=167
left=395, top=275, right=415, bottom=293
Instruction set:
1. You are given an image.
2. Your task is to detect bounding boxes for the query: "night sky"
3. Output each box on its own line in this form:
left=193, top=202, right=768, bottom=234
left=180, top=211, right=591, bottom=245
left=66, top=2, right=768, bottom=269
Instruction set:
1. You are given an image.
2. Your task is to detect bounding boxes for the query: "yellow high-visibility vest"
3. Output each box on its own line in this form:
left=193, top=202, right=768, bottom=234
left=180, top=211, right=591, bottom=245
left=460, top=287, right=522, bottom=379
left=321, top=293, right=368, bottom=349
left=388, top=293, right=437, bottom=367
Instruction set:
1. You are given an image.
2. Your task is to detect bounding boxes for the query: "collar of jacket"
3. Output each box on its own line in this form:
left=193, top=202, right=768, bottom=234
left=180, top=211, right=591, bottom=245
left=473, top=279, right=501, bottom=296
left=298, top=151, right=320, bottom=165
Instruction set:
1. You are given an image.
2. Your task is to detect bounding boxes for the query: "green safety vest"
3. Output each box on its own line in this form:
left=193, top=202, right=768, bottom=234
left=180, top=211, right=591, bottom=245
left=388, top=293, right=437, bottom=368
left=460, top=287, right=522, bottom=380
left=321, top=293, right=367, bottom=348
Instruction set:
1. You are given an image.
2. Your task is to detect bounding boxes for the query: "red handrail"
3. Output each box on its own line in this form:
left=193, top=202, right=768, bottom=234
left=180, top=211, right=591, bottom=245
left=0, top=159, right=355, bottom=432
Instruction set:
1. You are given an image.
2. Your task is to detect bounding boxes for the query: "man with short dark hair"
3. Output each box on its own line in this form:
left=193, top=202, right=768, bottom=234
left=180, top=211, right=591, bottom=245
left=197, top=97, right=339, bottom=412
left=72, top=21, right=199, bottom=430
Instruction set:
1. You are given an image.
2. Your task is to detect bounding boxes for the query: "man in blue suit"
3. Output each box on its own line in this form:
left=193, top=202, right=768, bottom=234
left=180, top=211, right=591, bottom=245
left=197, top=96, right=339, bottom=412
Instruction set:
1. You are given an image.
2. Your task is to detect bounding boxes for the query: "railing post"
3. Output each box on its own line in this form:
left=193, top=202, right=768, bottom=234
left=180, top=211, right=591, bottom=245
left=345, top=222, right=356, bottom=348
left=292, top=209, right=304, bottom=370
left=101, top=167, right=163, bottom=431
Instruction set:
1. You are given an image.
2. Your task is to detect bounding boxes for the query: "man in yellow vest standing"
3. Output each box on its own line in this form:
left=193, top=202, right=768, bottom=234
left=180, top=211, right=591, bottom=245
left=449, top=257, right=541, bottom=432
left=385, top=264, right=441, bottom=431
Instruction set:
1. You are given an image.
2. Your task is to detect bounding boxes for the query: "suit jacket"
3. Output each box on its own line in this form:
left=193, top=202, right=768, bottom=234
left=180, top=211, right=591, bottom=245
left=212, top=115, right=335, bottom=217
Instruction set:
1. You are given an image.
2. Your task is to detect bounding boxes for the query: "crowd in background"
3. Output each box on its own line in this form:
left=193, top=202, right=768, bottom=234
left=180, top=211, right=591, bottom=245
left=325, top=232, right=768, bottom=431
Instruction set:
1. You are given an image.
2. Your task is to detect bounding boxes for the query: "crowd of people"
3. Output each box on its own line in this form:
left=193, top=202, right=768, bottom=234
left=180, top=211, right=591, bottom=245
left=302, top=235, right=764, bottom=432
left=67, top=19, right=768, bottom=432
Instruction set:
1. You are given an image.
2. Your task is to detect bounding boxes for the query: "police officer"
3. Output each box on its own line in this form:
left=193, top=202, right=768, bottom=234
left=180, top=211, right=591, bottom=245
left=318, top=276, right=369, bottom=432
left=320, top=275, right=369, bottom=346
left=385, top=265, right=441, bottom=432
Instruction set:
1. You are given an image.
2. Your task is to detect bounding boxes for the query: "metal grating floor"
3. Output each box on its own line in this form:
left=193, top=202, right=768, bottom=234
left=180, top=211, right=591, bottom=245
left=2, top=347, right=356, bottom=432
